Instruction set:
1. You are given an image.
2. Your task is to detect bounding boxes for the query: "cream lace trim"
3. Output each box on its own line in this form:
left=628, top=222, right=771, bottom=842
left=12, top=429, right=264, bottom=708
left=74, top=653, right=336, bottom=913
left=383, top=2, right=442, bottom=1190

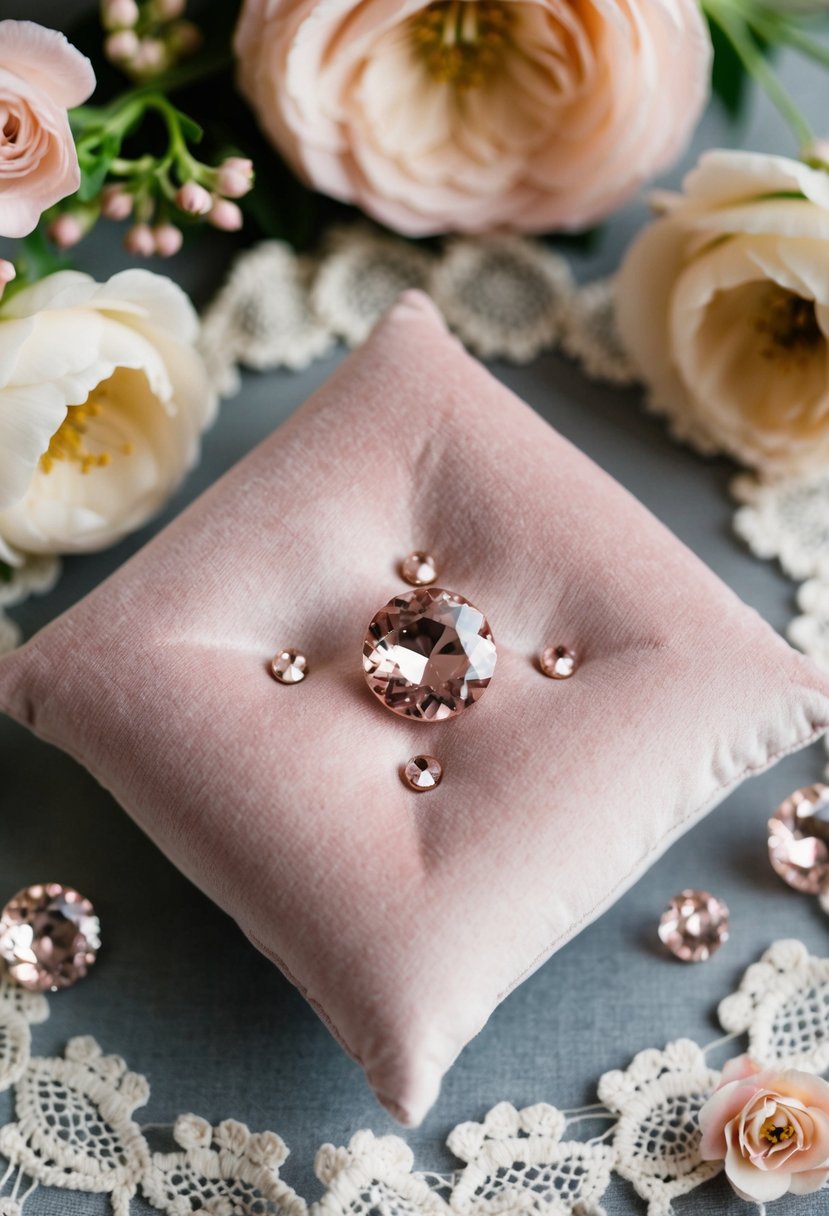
left=0, top=940, right=826, bottom=1215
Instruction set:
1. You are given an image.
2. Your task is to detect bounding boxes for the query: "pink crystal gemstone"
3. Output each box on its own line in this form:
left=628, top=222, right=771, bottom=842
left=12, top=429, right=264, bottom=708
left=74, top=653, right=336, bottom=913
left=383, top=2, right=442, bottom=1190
left=0, top=883, right=101, bottom=992
left=270, top=649, right=307, bottom=684
left=402, top=755, right=443, bottom=791
left=363, top=586, right=496, bottom=720
left=540, top=645, right=577, bottom=679
left=658, top=889, right=729, bottom=962
left=400, top=551, right=438, bottom=587
left=768, top=784, right=829, bottom=894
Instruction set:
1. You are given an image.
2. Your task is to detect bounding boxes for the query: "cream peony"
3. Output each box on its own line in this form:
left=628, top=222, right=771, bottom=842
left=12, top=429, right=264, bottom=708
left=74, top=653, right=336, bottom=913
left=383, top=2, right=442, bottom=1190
left=0, top=269, right=216, bottom=562
left=617, top=149, right=829, bottom=475
left=699, top=1055, right=829, bottom=1204
left=234, top=0, right=711, bottom=237
left=0, top=20, right=95, bottom=238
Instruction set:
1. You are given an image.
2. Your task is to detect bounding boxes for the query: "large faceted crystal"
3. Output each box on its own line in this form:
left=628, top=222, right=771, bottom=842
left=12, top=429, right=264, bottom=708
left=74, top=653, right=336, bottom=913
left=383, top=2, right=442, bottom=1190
left=363, top=587, right=496, bottom=720
left=0, top=883, right=100, bottom=992
left=768, top=784, right=829, bottom=894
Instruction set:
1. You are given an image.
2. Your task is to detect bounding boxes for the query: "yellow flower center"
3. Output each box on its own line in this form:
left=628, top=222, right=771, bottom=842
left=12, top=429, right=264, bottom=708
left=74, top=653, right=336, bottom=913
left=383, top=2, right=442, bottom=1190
left=410, top=1, right=514, bottom=89
left=756, top=286, right=824, bottom=364
left=40, top=381, right=134, bottom=476
left=761, top=1117, right=796, bottom=1144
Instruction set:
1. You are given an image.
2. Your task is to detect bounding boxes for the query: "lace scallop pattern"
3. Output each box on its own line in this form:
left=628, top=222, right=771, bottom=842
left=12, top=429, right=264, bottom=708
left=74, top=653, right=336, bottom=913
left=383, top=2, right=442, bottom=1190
left=0, top=941, right=827, bottom=1215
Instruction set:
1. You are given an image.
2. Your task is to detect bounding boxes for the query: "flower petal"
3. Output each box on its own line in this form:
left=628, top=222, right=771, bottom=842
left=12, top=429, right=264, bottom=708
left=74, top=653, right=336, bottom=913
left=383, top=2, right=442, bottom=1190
left=0, top=20, right=95, bottom=108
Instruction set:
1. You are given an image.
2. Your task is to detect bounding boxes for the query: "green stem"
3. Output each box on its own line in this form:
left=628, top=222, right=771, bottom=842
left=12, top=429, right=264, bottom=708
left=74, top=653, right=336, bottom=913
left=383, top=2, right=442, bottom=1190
left=751, top=10, right=829, bottom=71
left=705, top=0, right=814, bottom=147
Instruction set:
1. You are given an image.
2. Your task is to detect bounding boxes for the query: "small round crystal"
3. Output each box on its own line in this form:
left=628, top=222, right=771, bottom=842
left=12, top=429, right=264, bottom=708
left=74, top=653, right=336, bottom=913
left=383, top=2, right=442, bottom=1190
left=0, top=883, right=101, bottom=992
left=402, top=755, right=443, bottom=792
left=270, top=649, right=308, bottom=684
left=400, top=551, right=438, bottom=586
left=540, top=645, right=577, bottom=679
left=768, top=784, right=829, bottom=894
left=658, top=889, right=729, bottom=963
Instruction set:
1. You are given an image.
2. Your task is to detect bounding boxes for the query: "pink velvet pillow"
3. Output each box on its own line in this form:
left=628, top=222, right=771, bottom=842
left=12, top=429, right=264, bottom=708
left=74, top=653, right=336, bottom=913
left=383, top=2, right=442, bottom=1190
left=1, top=291, right=828, bottom=1126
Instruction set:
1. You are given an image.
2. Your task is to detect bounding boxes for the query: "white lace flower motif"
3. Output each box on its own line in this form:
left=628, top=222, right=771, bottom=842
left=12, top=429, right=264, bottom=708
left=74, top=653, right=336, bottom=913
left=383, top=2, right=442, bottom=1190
left=311, top=226, right=434, bottom=347
left=732, top=469, right=829, bottom=583
left=314, top=1130, right=449, bottom=1216
left=142, top=1114, right=305, bottom=1216
left=718, top=939, right=829, bottom=1073
left=0, top=552, right=61, bottom=652
left=430, top=236, right=573, bottom=363
left=560, top=279, right=639, bottom=386
left=0, top=968, right=49, bottom=1093
left=198, top=241, right=334, bottom=396
left=598, top=1040, right=721, bottom=1216
left=448, top=1100, right=613, bottom=1216
left=0, top=1035, right=150, bottom=1216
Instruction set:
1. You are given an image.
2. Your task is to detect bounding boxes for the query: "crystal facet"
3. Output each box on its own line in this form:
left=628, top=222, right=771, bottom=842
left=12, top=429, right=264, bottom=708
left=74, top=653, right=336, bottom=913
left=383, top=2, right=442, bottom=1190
left=400, top=551, right=438, bottom=586
left=768, top=784, right=829, bottom=894
left=363, top=586, right=496, bottom=720
left=402, top=755, right=443, bottom=791
left=0, top=883, right=101, bottom=992
left=539, top=645, right=577, bottom=679
left=270, top=649, right=307, bottom=684
left=658, top=889, right=729, bottom=962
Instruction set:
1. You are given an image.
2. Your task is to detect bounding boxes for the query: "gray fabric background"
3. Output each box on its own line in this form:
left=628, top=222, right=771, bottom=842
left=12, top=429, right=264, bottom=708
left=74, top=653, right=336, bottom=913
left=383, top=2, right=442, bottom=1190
left=2, top=5, right=829, bottom=1212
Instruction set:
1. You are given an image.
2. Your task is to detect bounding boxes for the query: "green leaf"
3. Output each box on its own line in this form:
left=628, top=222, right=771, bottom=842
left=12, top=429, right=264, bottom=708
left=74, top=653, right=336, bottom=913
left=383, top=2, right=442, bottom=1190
left=0, top=561, right=13, bottom=585
left=709, top=15, right=751, bottom=118
left=707, top=12, right=774, bottom=121
left=77, top=132, right=121, bottom=201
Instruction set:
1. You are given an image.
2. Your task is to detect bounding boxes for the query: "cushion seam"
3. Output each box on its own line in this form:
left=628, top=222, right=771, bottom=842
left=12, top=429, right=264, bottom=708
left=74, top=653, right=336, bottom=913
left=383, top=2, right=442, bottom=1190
left=496, top=716, right=829, bottom=1001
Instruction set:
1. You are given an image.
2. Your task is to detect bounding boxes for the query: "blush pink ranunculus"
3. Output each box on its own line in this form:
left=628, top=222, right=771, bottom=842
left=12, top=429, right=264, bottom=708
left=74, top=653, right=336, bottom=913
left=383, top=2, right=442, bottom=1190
left=699, top=1055, right=829, bottom=1204
left=0, top=20, right=95, bottom=238
left=233, top=0, right=712, bottom=238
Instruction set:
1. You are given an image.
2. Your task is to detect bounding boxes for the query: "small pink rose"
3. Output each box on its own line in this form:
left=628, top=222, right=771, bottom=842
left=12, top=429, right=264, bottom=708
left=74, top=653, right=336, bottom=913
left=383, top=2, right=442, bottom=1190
left=0, top=20, right=95, bottom=238
left=700, top=1055, right=829, bottom=1204
left=47, top=212, right=84, bottom=248
left=100, top=184, right=133, bottom=221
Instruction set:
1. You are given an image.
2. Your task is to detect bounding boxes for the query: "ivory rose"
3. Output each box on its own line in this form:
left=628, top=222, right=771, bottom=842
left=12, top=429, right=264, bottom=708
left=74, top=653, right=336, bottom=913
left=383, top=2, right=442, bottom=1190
left=0, top=20, right=95, bottom=238
left=617, top=149, right=829, bottom=475
left=0, top=269, right=216, bottom=562
left=233, top=0, right=711, bottom=237
left=699, top=1055, right=829, bottom=1203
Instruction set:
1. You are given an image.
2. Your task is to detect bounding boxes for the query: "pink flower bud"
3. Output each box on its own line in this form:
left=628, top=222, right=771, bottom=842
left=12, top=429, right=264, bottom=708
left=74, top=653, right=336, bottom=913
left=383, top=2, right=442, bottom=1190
left=153, top=0, right=186, bottom=18
left=102, top=0, right=140, bottom=30
left=130, top=38, right=171, bottom=76
left=48, top=213, right=85, bottom=249
left=176, top=181, right=212, bottom=216
left=105, top=28, right=140, bottom=61
left=168, top=20, right=201, bottom=55
left=0, top=259, right=16, bottom=300
left=153, top=223, right=183, bottom=257
left=124, top=223, right=156, bottom=257
left=101, top=185, right=133, bottom=221
left=208, top=197, right=243, bottom=232
left=216, top=157, right=254, bottom=199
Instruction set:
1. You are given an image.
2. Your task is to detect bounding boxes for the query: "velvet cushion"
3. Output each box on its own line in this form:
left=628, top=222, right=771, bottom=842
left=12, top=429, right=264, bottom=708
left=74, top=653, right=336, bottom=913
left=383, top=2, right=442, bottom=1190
left=1, top=291, right=828, bottom=1126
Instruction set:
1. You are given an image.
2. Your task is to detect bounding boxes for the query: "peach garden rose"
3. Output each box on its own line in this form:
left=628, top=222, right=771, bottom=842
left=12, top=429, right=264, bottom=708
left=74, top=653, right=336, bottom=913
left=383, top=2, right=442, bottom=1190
left=699, top=1055, right=829, bottom=1203
left=234, top=0, right=712, bottom=237
left=0, top=20, right=95, bottom=238
left=616, top=149, right=829, bottom=476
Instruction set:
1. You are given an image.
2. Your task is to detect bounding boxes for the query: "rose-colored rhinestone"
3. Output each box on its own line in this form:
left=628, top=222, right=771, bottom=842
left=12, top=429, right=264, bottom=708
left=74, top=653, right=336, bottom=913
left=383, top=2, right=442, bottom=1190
left=768, top=784, right=829, bottom=894
left=0, top=883, right=101, bottom=992
left=363, top=586, right=496, bottom=720
left=539, top=645, right=577, bottom=679
left=400, top=551, right=438, bottom=587
left=270, top=649, right=307, bottom=684
left=658, top=889, right=729, bottom=962
left=402, top=755, right=443, bottom=792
